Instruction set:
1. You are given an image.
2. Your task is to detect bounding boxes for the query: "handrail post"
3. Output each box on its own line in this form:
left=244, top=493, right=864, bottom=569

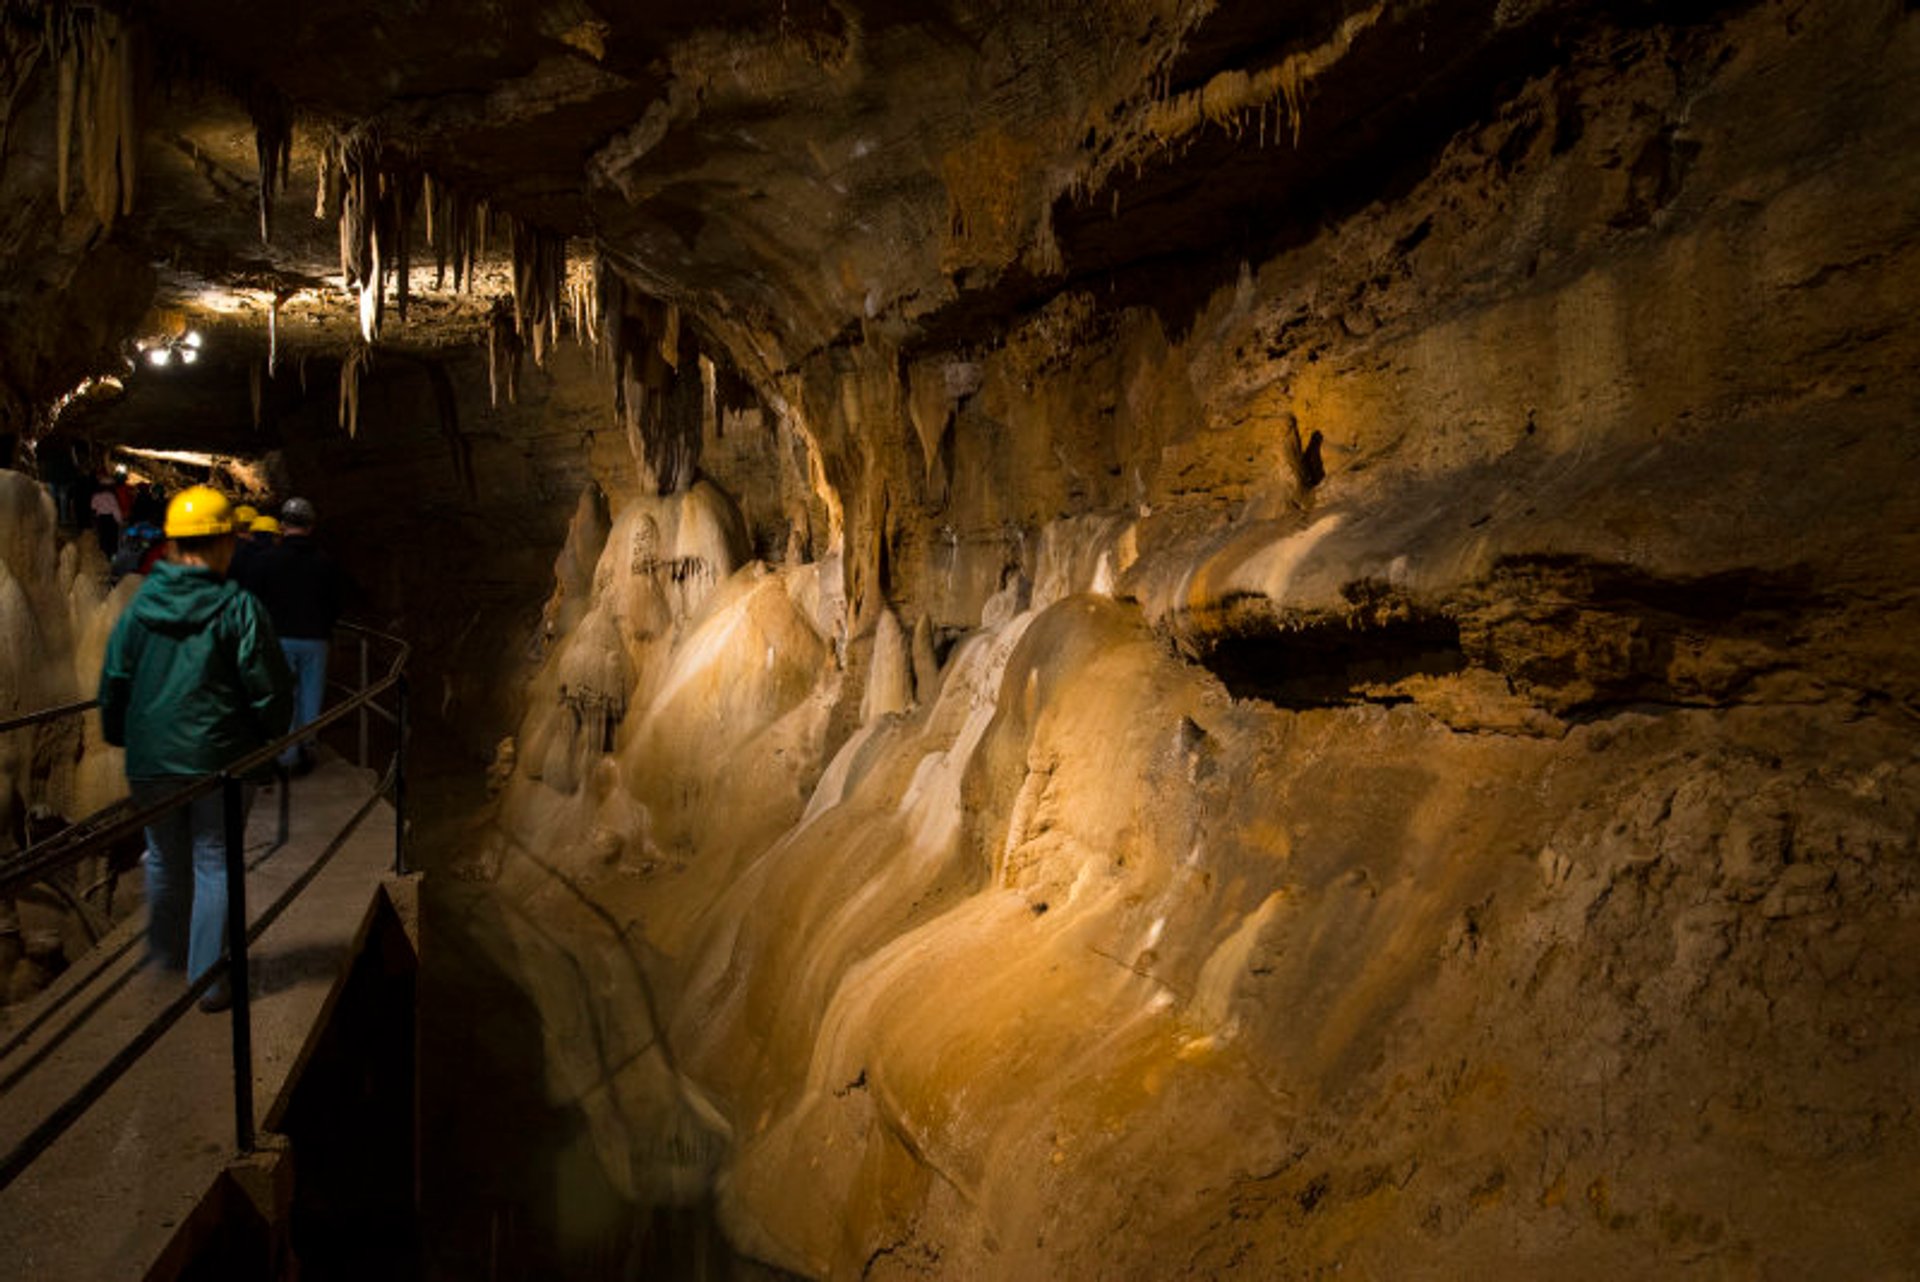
left=221, top=774, right=256, bottom=1155
left=276, top=762, right=290, bottom=849
left=358, top=634, right=370, bottom=768
left=393, top=673, right=409, bottom=876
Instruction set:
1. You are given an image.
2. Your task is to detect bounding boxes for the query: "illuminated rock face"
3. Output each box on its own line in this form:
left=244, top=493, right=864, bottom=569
left=0, top=471, right=133, bottom=1000
left=472, top=4, right=1920, bottom=1270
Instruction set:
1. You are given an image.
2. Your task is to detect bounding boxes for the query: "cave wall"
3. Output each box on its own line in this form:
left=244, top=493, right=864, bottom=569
left=466, top=1, right=1920, bottom=1278
left=0, top=472, right=133, bottom=1002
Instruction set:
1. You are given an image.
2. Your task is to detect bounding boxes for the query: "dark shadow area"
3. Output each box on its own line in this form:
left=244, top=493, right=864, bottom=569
left=279, top=891, right=420, bottom=1280
left=174, top=1169, right=283, bottom=1282
left=1195, top=612, right=1467, bottom=708
left=407, top=714, right=797, bottom=1280
left=1477, top=555, right=1824, bottom=718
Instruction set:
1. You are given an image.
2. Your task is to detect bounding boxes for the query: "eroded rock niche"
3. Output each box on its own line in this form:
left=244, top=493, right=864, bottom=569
left=461, top=3, right=1920, bottom=1277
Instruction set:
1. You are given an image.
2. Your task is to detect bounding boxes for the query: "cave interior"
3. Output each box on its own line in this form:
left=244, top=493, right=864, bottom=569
left=1, top=0, right=1918, bottom=1277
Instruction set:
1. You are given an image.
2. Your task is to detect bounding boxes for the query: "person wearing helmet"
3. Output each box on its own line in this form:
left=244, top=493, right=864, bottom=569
left=228, top=512, right=280, bottom=590
left=97, top=485, right=293, bottom=1012
left=250, top=495, right=349, bottom=773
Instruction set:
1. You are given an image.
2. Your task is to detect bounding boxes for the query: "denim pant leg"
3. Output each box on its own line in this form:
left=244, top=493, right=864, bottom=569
left=134, top=780, right=192, bottom=971
left=134, top=781, right=253, bottom=982
left=185, top=789, right=233, bottom=983
left=279, top=637, right=330, bottom=766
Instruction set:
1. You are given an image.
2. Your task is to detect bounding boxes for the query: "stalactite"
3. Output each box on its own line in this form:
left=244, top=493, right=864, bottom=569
left=713, top=359, right=760, bottom=422
left=48, top=7, right=138, bottom=230
left=510, top=219, right=567, bottom=368
left=249, top=361, right=263, bottom=429
left=111, top=13, right=133, bottom=218
left=429, top=181, right=483, bottom=294
left=267, top=288, right=295, bottom=377
left=52, top=23, right=73, bottom=213
left=73, top=24, right=95, bottom=214
left=41, top=4, right=137, bottom=232
left=568, top=267, right=599, bottom=349
left=248, top=85, right=292, bottom=243
left=413, top=355, right=476, bottom=500
left=592, top=256, right=703, bottom=495
left=339, top=344, right=369, bottom=437
left=393, top=168, right=421, bottom=325
left=487, top=297, right=521, bottom=409
left=658, top=302, right=681, bottom=371
left=334, top=127, right=381, bottom=339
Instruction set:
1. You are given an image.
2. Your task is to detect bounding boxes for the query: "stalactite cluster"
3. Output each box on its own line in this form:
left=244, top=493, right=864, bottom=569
left=486, top=297, right=521, bottom=409
left=510, top=221, right=567, bottom=368
left=423, top=175, right=488, bottom=294
left=44, top=4, right=137, bottom=231
left=593, top=258, right=703, bottom=495
left=319, top=127, right=408, bottom=343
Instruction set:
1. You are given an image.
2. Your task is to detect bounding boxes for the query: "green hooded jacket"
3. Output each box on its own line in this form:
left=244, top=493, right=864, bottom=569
left=99, top=560, right=295, bottom=778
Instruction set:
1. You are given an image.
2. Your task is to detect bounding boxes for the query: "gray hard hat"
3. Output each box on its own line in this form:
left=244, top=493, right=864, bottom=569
left=280, top=496, right=317, bottom=527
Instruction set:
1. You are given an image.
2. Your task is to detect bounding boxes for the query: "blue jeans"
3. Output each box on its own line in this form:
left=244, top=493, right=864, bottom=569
left=280, top=637, right=330, bottom=766
left=133, top=780, right=254, bottom=982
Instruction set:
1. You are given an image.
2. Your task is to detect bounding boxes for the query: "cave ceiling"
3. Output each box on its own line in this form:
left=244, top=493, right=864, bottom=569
left=0, top=0, right=1647, bottom=433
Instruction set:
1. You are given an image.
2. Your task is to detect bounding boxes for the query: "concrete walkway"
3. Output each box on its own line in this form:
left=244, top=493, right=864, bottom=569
left=0, top=756, right=412, bottom=1282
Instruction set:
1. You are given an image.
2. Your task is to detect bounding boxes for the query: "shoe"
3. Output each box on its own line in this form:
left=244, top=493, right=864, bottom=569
left=198, top=976, right=233, bottom=1013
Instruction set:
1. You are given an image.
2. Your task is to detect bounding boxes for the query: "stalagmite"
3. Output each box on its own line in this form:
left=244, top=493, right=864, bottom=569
left=860, top=608, right=912, bottom=722
left=910, top=612, right=939, bottom=703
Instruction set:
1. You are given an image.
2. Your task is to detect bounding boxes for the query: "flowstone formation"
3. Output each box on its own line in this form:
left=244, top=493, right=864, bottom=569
left=0, top=472, right=135, bottom=1003
left=460, top=0, right=1920, bottom=1276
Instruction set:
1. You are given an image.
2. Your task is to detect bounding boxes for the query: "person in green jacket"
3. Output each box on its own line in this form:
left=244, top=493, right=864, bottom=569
left=98, top=486, right=293, bottom=1011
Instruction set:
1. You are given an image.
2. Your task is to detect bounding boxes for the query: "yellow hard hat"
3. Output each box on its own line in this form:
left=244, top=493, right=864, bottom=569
left=233, top=504, right=259, bottom=526
left=164, top=486, right=235, bottom=539
left=250, top=515, right=281, bottom=535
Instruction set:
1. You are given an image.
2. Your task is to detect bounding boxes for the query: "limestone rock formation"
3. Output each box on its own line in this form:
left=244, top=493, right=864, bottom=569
left=0, top=0, right=1916, bottom=1276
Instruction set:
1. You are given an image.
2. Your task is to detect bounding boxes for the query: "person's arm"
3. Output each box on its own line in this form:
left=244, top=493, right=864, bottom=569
left=96, top=614, right=138, bottom=747
left=234, top=595, right=294, bottom=741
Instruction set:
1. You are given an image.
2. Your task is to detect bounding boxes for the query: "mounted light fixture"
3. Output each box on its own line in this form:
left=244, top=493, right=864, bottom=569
left=135, top=330, right=206, bottom=369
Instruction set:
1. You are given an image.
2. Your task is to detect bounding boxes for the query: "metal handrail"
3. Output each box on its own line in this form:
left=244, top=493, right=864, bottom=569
left=0, top=621, right=408, bottom=899
left=0, top=619, right=411, bottom=1188
left=0, top=698, right=99, bottom=735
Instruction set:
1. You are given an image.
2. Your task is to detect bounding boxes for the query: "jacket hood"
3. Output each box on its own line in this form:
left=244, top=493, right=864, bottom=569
left=127, top=560, right=236, bottom=634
